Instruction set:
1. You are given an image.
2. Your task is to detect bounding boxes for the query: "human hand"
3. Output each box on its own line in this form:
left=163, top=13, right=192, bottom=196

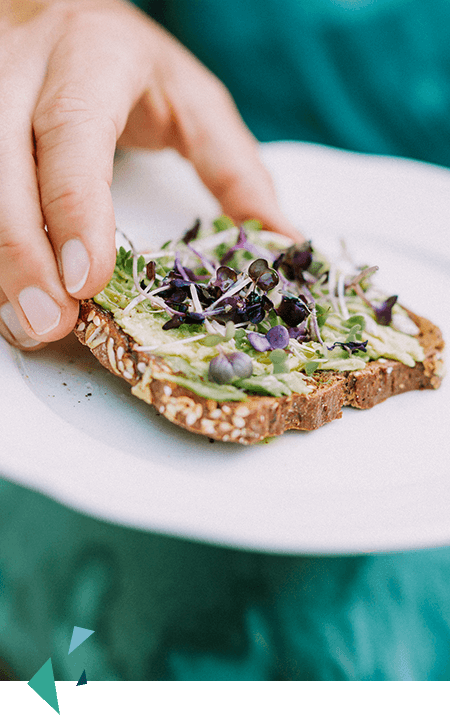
left=0, top=0, right=304, bottom=350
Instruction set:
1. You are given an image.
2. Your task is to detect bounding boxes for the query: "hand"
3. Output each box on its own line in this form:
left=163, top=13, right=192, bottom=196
left=0, top=0, right=304, bottom=350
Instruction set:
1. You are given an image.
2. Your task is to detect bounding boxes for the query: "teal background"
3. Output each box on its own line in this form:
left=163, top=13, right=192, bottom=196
left=2, top=0, right=450, bottom=680
left=2, top=476, right=450, bottom=680
left=144, top=0, right=450, bottom=167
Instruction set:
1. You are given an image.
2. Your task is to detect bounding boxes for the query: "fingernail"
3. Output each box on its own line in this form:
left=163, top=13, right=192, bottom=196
left=61, top=238, right=90, bottom=294
left=0, top=302, right=41, bottom=347
left=18, top=287, right=61, bottom=336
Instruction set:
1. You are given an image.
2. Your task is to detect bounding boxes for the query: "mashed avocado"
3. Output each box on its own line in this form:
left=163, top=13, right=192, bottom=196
left=94, top=222, right=424, bottom=400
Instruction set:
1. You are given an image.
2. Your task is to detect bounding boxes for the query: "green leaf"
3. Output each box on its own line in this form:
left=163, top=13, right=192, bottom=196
left=235, top=330, right=251, bottom=351
left=242, top=218, right=263, bottom=232
left=225, top=321, right=235, bottom=341
left=202, top=334, right=223, bottom=347
left=304, top=361, right=320, bottom=375
left=344, top=314, right=366, bottom=331
left=269, top=349, right=287, bottom=364
left=346, top=324, right=363, bottom=342
left=315, top=303, right=331, bottom=328
left=213, top=215, right=235, bottom=232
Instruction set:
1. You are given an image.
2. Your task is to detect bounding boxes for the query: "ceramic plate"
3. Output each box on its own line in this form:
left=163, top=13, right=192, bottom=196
left=1, top=143, right=449, bottom=554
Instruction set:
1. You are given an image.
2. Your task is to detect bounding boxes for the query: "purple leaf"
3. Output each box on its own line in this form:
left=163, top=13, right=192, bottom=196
left=327, top=340, right=368, bottom=354
left=266, top=325, right=290, bottom=349
left=247, top=332, right=271, bottom=352
left=374, top=295, right=398, bottom=326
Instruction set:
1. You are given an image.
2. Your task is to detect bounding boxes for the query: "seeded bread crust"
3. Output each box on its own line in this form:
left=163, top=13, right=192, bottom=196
left=74, top=300, right=444, bottom=444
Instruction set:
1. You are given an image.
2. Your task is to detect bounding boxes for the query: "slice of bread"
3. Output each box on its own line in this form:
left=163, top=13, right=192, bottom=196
left=74, top=300, right=444, bottom=444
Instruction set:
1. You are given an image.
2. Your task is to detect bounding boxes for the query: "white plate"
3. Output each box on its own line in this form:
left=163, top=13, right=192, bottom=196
left=1, top=143, right=449, bottom=554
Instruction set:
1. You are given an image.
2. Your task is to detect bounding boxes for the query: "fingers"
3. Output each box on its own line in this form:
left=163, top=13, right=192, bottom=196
left=0, top=287, right=45, bottom=350
left=121, top=35, right=306, bottom=243
left=0, top=113, right=80, bottom=343
left=0, top=5, right=148, bottom=348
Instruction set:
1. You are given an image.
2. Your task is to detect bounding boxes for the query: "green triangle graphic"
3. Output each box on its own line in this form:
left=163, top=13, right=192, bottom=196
left=28, top=658, right=60, bottom=715
left=68, top=626, right=95, bottom=654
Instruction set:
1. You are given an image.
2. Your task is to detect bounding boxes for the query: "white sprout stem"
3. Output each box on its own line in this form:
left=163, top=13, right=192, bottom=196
left=122, top=254, right=160, bottom=314
left=141, top=250, right=175, bottom=260
left=210, top=319, right=225, bottom=334
left=206, top=275, right=253, bottom=312
left=301, top=285, right=327, bottom=349
left=186, top=245, right=217, bottom=275
left=204, top=318, right=217, bottom=334
left=134, top=333, right=208, bottom=352
left=348, top=265, right=379, bottom=288
left=339, top=237, right=356, bottom=267
left=189, top=283, right=203, bottom=313
left=122, top=253, right=153, bottom=314
left=326, top=263, right=339, bottom=314
left=337, top=272, right=349, bottom=320
left=191, top=227, right=239, bottom=251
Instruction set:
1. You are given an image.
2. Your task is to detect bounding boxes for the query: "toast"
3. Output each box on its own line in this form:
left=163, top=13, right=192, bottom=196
left=74, top=220, right=444, bottom=444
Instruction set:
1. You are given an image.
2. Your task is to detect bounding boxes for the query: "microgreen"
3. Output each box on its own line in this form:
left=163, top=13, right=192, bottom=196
left=213, top=215, right=235, bottom=232
left=270, top=349, right=289, bottom=374
left=304, top=361, right=320, bottom=375
left=99, top=222, right=414, bottom=399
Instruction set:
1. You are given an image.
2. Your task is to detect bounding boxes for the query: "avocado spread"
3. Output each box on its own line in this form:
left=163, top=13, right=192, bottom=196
left=93, top=219, right=424, bottom=402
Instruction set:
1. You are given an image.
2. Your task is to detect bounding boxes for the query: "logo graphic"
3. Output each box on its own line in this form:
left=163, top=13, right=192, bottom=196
left=27, top=626, right=95, bottom=714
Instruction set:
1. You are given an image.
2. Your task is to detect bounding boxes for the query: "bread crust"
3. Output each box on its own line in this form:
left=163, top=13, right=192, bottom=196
left=74, top=300, right=444, bottom=444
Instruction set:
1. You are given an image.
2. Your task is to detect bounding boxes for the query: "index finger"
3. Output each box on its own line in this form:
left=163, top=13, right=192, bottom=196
left=158, top=51, right=306, bottom=242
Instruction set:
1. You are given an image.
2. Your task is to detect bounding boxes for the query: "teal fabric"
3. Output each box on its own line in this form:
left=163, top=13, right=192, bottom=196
left=2, top=477, right=450, bottom=681
left=144, top=0, right=450, bottom=167
left=2, top=0, right=450, bottom=681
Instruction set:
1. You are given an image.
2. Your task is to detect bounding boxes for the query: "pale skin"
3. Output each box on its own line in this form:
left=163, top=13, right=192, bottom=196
left=0, top=0, right=305, bottom=350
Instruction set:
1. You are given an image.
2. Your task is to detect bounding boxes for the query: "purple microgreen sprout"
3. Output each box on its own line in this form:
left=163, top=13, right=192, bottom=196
left=228, top=352, right=253, bottom=379
left=266, top=325, right=290, bottom=349
left=221, top=226, right=249, bottom=265
left=247, top=332, right=271, bottom=352
left=247, top=324, right=290, bottom=352
left=288, top=321, right=309, bottom=342
left=248, top=258, right=279, bottom=292
left=327, top=340, right=368, bottom=354
left=186, top=244, right=217, bottom=275
left=181, top=218, right=201, bottom=244
left=121, top=242, right=176, bottom=316
left=301, top=286, right=326, bottom=348
left=346, top=266, right=397, bottom=325
left=206, top=274, right=253, bottom=313
left=174, top=254, right=191, bottom=282
left=273, top=242, right=313, bottom=282
left=208, top=351, right=253, bottom=384
left=277, top=295, right=310, bottom=327
left=213, top=266, right=238, bottom=293
left=373, top=295, right=398, bottom=326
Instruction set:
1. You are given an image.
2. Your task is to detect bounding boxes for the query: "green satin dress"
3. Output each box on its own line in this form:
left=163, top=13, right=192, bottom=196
left=1, top=0, right=450, bottom=680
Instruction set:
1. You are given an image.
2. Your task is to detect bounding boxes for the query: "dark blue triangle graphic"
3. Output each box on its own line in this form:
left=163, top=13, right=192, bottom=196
left=76, top=669, right=87, bottom=686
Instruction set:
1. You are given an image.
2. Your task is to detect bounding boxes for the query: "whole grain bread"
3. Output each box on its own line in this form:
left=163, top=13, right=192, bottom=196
left=73, top=299, right=444, bottom=444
